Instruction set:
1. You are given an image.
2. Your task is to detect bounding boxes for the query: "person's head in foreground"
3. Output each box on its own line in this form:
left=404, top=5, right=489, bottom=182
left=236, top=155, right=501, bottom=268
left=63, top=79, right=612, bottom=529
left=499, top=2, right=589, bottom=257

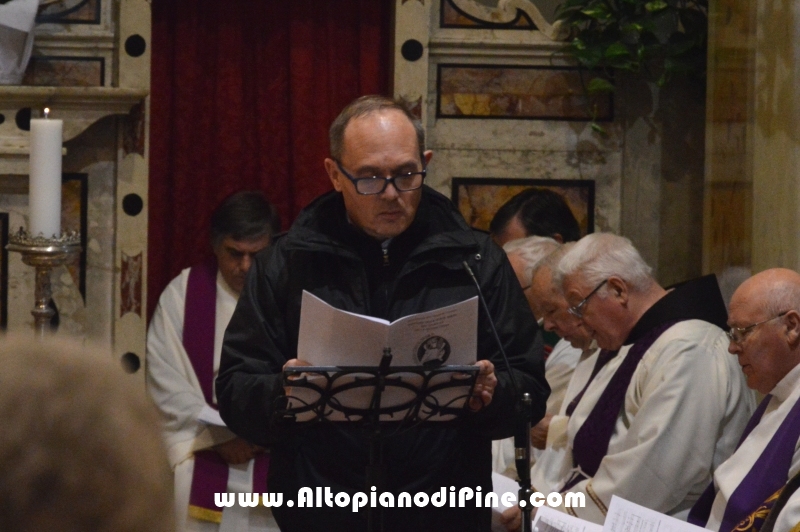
left=211, top=190, right=280, bottom=295
left=557, top=232, right=665, bottom=351
left=727, top=268, right=800, bottom=394
left=324, top=94, right=431, bottom=240
left=0, top=336, right=174, bottom=532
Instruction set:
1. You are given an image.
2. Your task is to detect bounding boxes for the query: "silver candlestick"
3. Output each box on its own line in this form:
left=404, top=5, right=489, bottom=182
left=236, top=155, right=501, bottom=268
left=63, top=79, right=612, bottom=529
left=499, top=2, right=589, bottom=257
left=6, top=228, right=81, bottom=338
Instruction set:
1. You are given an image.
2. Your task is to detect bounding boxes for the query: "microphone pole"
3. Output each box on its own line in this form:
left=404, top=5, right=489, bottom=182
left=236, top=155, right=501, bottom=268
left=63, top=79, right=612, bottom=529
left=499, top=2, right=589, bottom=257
left=462, top=261, right=533, bottom=532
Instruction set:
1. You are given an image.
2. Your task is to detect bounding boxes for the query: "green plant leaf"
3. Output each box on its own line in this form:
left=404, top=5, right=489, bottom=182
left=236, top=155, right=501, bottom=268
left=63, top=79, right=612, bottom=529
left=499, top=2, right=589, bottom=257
left=581, top=5, right=612, bottom=20
left=587, top=77, right=616, bottom=94
left=645, top=0, right=669, bottom=11
left=604, top=43, right=632, bottom=58
left=590, top=122, right=609, bottom=135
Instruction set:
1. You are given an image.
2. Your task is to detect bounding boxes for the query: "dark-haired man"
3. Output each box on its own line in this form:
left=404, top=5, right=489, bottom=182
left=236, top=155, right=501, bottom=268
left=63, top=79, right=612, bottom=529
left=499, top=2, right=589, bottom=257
left=217, top=95, right=548, bottom=532
left=490, top=188, right=581, bottom=247
left=147, top=191, right=280, bottom=532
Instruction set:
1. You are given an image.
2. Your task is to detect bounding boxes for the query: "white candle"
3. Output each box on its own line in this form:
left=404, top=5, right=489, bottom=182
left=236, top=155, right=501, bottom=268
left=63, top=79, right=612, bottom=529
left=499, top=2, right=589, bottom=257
left=29, top=108, right=63, bottom=238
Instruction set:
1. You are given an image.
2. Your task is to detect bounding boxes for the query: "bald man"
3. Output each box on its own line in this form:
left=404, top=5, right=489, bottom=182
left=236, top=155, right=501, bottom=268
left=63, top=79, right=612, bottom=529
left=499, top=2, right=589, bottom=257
left=689, top=268, right=800, bottom=532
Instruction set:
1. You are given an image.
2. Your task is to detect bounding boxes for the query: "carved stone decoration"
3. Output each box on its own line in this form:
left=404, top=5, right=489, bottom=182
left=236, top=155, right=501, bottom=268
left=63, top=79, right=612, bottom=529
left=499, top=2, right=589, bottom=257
left=446, top=0, right=568, bottom=40
left=120, top=251, right=142, bottom=317
left=123, top=101, right=145, bottom=156
left=399, top=95, right=423, bottom=119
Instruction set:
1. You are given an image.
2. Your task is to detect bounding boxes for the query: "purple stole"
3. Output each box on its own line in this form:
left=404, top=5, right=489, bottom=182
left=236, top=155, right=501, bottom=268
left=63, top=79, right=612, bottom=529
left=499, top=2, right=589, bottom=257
left=563, top=320, right=679, bottom=491
left=688, top=392, right=800, bottom=532
left=183, top=259, right=269, bottom=523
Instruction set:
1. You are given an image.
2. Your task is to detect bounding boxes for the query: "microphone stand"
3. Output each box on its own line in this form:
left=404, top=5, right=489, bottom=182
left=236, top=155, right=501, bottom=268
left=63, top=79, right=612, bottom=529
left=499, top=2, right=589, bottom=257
left=462, top=262, right=533, bottom=532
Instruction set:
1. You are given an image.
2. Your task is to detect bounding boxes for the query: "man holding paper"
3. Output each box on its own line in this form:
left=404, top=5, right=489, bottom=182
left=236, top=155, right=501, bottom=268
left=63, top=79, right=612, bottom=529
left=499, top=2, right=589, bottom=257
left=217, top=95, right=548, bottom=532
left=688, top=268, right=800, bottom=532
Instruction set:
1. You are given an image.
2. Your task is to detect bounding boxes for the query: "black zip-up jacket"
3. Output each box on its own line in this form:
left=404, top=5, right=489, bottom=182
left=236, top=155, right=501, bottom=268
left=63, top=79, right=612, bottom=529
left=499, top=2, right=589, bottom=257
left=217, top=186, right=548, bottom=531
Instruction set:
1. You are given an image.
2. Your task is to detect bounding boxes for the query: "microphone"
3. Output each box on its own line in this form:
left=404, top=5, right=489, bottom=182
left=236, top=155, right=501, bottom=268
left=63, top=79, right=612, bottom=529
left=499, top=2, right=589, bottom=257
left=462, top=260, right=520, bottom=396
left=463, top=260, right=534, bottom=532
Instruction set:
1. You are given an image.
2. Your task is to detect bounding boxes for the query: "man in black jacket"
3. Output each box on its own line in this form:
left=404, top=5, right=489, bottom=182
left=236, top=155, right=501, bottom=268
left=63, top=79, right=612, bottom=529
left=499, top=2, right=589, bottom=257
left=217, top=95, right=548, bottom=531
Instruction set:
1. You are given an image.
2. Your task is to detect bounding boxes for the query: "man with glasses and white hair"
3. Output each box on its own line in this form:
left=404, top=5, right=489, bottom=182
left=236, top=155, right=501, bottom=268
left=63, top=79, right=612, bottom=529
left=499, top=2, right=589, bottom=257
left=218, top=95, right=548, bottom=532
left=537, top=232, right=754, bottom=524
left=688, top=268, right=800, bottom=532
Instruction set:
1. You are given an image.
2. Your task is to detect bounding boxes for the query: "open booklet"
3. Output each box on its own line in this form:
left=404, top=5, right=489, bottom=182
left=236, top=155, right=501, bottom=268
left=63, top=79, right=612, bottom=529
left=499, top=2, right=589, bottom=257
left=286, top=291, right=480, bottom=422
left=528, top=496, right=708, bottom=532
left=296, top=290, right=478, bottom=366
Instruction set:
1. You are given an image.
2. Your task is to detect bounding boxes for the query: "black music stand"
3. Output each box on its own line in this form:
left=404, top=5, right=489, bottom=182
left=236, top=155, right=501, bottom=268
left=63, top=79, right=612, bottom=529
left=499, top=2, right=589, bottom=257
left=276, top=349, right=480, bottom=532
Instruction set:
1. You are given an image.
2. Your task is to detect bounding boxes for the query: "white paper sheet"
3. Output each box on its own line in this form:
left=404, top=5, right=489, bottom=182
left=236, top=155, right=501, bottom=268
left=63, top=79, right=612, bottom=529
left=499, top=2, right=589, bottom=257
left=604, top=496, right=708, bottom=532
left=533, top=505, right=604, bottom=532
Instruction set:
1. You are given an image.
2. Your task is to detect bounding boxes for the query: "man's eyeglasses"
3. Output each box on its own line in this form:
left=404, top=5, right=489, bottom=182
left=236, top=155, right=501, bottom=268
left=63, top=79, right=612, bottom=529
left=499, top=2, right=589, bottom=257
left=726, top=311, right=789, bottom=344
left=335, top=160, right=425, bottom=195
left=567, top=279, right=608, bottom=318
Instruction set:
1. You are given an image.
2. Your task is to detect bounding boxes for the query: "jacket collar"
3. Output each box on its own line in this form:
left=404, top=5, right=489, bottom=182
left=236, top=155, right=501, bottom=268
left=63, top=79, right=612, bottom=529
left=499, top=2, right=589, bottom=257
left=284, top=186, right=480, bottom=260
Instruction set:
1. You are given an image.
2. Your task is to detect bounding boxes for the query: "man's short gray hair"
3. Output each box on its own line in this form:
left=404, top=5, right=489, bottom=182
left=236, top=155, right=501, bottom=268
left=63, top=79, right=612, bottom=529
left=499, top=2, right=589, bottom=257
left=556, top=232, right=654, bottom=293
left=329, top=95, right=425, bottom=163
left=503, top=236, right=560, bottom=286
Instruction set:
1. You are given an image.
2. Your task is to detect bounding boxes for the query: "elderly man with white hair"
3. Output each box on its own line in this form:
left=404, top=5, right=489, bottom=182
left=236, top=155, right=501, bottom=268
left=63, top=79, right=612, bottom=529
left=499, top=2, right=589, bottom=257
left=494, top=236, right=564, bottom=477
left=505, top=236, right=581, bottom=417
left=688, top=268, right=800, bottom=532
left=544, top=232, right=755, bottom=524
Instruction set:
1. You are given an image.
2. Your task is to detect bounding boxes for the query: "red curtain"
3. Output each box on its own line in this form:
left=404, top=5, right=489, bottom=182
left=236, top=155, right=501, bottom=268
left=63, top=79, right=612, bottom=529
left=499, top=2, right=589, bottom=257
left=148, top=0, right=393, bottom=318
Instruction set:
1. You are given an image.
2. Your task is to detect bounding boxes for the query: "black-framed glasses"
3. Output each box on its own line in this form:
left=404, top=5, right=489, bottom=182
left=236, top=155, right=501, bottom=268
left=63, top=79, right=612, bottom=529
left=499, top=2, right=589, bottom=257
left=335, top=160, right=426, bottom=195
left=567, top=279, right=608, bottom=318
left=726, top=311, right=789, bottom=344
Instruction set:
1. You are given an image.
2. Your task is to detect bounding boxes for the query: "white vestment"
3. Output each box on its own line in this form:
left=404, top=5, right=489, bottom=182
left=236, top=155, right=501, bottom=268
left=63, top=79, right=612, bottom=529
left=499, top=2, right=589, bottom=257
left=703, top=363, right=800, bottom=532
left=529, top=345, right=599, bottom=493
left=147, top=268, right=279, bottom=532
left=549, top=320, right=756, bottom=524
left=492, top=339, right=594, bottom=480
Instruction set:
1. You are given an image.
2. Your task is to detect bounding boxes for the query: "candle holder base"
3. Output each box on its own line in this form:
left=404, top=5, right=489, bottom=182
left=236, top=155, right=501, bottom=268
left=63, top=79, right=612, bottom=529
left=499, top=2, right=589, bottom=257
left=6, top=228, right=81, bottom=338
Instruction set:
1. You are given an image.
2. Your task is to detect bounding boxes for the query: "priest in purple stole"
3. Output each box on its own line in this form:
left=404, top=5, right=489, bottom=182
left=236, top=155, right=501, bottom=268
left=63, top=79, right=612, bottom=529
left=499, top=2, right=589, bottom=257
left=688, top=268, right=800, bottom=532
left=532, top=232, right=755, bottom=525
left=147, top=191, right=280, bottom=532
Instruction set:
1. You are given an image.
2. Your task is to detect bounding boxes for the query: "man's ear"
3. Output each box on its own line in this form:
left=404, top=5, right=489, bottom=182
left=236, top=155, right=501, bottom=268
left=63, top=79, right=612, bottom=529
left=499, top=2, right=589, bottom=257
left=784, top=310, right=800, bottom=347
left=607, top=276, right=629, bottom=306
left=423, top=150, right=433, bottom=166
left=324, top=158, right=343, bottom=192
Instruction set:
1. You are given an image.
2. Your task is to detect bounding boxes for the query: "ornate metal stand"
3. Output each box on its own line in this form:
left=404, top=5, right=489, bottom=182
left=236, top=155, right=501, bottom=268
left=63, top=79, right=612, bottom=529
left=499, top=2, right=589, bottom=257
left=6, top=228, right=81, bottom=338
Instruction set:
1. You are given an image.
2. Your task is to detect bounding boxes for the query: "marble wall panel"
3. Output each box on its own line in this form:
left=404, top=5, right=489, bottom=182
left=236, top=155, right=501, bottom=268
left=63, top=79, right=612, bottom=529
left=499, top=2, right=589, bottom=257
left=426, top=148, right=621, bottom=233
left=23, top=57, right=105, bottom=87
left=438, top=65, right=613, bottom=121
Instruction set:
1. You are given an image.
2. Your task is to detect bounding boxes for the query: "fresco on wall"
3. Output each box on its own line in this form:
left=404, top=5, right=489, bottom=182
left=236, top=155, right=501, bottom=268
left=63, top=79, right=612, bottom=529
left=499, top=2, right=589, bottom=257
left=37, top=0, right=101, bottom=24
left=438, top=64, right=613, bottom=121
left=441, top=0, right=536, bottom=28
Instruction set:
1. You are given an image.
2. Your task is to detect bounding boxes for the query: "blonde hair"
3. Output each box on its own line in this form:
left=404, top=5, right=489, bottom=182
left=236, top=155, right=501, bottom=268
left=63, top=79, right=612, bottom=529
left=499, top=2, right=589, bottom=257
left=0, top=336, right=174, bottom=532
